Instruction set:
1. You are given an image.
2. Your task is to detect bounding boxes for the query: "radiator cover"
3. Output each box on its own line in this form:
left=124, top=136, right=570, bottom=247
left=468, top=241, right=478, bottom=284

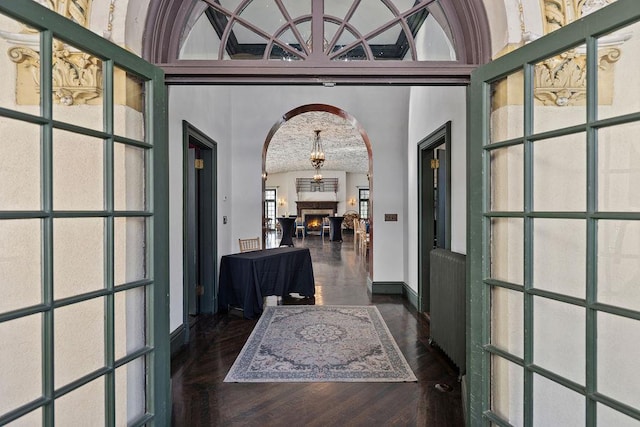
left=429, top=248, right=466, bottom=375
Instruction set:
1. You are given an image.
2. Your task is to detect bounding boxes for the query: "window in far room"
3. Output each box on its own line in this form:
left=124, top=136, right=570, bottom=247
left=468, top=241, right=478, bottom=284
left=359, top=188, right=370, bottom=219
left=264, top=189, right=276, bottom=229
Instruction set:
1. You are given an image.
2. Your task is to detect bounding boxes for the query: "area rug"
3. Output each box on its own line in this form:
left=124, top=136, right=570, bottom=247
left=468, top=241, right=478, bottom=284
left=224, top=305, right=417, bottom=383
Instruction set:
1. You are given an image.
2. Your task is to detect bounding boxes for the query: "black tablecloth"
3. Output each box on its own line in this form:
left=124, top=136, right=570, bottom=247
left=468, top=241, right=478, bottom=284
left=218, top=247, right=315, bottom=318
left=328, top=216, right=344, bottom=241
left=277, top=217, right=296, bottom=246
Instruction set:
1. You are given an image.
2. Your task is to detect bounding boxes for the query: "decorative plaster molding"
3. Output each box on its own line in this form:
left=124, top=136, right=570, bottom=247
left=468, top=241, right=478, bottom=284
left=8, top=40, right=102, bottom=106
left=534, top=0, right=623, bottom=107
left=533, top=47, right=621, bottom=106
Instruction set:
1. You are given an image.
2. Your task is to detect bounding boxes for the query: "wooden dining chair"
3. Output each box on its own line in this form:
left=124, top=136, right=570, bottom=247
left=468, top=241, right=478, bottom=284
left=321, top=217, right=331, bottom=242
left=238, top=237, right=261, bottom=252
left=295, top=217, right=305, bottom=239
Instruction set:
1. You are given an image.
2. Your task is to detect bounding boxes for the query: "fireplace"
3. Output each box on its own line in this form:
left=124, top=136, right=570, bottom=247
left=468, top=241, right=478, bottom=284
left=295, top=201, right=338, bottom=236
left=296, top=201, right=338, bottom=218
left=305, top=214, right=328, bottom=234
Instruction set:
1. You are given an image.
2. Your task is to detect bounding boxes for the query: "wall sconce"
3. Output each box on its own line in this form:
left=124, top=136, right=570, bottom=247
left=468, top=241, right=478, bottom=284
left=348, top=197, right=357, bottom=206
left=278, top=198, right=286, bottom=206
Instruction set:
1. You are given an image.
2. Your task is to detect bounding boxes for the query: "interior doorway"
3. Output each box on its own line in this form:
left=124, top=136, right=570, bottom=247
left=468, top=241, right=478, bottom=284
left=183, top=121, right=218, bottom=343
left=418, top=121, right=452, bottom=314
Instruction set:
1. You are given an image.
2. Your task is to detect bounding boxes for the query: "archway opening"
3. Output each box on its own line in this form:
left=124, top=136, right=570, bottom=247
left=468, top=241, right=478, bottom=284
left=262, top=103, right=373, bottom=277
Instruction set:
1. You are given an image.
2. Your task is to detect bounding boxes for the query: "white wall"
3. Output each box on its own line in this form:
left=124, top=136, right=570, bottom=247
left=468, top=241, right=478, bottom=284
left=167, top=86, right=232, bottom=331
left=168, top=85, right=410, bottom=332
left=406, top=86, right=467, bottom=293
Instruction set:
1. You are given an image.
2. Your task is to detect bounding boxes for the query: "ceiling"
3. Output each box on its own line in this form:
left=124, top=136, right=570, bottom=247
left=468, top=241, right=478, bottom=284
left=265, top=111, right=369, bottom=175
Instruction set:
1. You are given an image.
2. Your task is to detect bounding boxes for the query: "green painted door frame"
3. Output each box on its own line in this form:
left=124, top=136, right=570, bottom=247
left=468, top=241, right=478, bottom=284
left=0, top=2, right=170, bottom=425
left=468, top=1, right=640, bottom=425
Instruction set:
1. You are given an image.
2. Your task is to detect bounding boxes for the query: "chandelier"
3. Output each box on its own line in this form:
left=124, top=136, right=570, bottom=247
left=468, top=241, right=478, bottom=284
left=310, top=129, right=325, bottom=182
left=310, top=130, right=325, bottom=169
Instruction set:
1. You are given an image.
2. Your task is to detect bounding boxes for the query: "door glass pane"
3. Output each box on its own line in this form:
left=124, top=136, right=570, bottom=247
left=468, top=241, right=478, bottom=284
left=54, top=297, right=105, bottom=388
left=54, top=218, right=105, bottom=300
left=114, top=287, right=146, bottom=360
left=533, top=133, right=586, bottom=212
left=114, top=143, right=146, bottom=211
left=54, top=377, right=104, bottom=426
left=115, top=356, right=146, bottom=426
left=598, top=312, right=640, bottom=409
left=114, top=67, right=146, bottom=142
left=598, top=122, right=640, bottom=212
left=0, top=219, right=41, bottom=313
left=598, top=403, right=640, bottom=427
left=533, top=296, right=585, bottom=385
left=51, top=39, right=104, bottom=131
left=598, top=220, right=640, bottom=311
left=597, top=21, right=640, bottom=120
left=490, top=71, right=525, bottom=143
left=490, top=218, right=523, bottom=285
left=490, top=145, right=524, bottom=212
left=533, top=373, right=585, bottom=426
left=0, top=13, right=42, bottom=116
left=0, top=314, right=41, bottom=417
left=53, top=129, right=104, bottom=211
left=114, top=217, right=147, bottom=285
left=533, top=44, right=587, bottom=134
left=533, top=219, right=585, bottom=298
left=491, top=355, right=523, bottom=427
left=0, top=117, right=41, bottom=210
left=491, top=286, right=523, bottom=358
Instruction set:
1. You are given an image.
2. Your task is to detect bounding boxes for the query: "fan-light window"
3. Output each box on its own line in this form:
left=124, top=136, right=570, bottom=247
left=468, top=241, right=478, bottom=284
left=179, top=0, right=456, bottom=61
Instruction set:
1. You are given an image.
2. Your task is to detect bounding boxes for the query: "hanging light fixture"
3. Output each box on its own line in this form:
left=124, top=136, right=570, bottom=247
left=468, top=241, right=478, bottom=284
left=313, top=166, right=323, bottom=182
left=310, top=129, right=325, bottom=169
left=310, top=129, right=325, bottom=182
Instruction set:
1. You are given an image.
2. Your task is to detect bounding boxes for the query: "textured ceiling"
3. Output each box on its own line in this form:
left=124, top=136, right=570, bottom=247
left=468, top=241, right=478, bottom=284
left=265, top=111, right=369, bottom=174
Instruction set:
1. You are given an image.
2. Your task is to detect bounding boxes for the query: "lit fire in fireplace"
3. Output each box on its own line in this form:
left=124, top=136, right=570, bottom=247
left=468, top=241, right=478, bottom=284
left=308, top=219, right=322, bottom=228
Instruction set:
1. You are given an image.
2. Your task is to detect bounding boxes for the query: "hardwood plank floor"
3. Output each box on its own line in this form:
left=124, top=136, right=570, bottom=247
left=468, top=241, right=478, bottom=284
left=171, top=231, right=464, bottom=426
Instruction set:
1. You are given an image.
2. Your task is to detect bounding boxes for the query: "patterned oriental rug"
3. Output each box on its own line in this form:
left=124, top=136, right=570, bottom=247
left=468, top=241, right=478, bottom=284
left=224, top=305, right=417, bottom=383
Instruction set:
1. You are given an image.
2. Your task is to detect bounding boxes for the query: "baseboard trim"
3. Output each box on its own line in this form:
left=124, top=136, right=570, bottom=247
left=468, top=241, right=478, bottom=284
left=170, top=324, right=186, bottom=357
left=403, top=283, right=419, bottom=310
left=370, top=281, right=404, bottom=294
left=370, top=281, right=420, bottom=312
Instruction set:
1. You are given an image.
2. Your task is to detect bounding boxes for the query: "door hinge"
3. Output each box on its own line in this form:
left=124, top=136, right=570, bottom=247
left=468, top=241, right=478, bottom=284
left=430, top=159, right=440, bottom=169
left=195, top=159, right=204, bottom=170
left=196, top=285, right=204, bottom=296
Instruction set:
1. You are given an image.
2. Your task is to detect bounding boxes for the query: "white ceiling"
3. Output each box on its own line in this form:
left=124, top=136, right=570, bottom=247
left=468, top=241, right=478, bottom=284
left=265, top=110, right=369, bottom=174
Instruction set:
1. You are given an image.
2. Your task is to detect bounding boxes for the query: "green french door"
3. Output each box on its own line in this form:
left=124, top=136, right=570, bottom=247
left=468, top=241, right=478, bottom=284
left=469, top=1, right=640, bottom=426
left=0, top=3, right=169, bottom=426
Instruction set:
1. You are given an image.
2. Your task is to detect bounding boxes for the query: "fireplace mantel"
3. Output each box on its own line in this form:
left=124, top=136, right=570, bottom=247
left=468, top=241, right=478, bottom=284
left=296, top=201, right=338, bottom=217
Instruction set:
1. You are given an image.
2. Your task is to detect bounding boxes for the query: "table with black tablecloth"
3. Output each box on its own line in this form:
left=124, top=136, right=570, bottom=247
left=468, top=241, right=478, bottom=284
left=277, top=217, right=296, bottom=246
left=218, top=247, right=315, bottom=318
left=328, top=216, right=344, bottom=242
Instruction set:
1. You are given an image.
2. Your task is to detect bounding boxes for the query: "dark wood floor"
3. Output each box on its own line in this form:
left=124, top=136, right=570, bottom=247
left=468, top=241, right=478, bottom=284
left=171, top=232, right=464, bottom=426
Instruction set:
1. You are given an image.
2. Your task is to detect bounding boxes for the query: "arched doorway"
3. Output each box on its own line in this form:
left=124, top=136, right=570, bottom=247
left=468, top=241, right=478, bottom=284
left=261, top=103, right=374, bottom=276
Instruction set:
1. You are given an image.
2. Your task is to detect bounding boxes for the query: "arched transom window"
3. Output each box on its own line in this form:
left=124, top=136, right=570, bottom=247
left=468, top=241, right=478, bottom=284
left=179, top=0, right=457, bottom=62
